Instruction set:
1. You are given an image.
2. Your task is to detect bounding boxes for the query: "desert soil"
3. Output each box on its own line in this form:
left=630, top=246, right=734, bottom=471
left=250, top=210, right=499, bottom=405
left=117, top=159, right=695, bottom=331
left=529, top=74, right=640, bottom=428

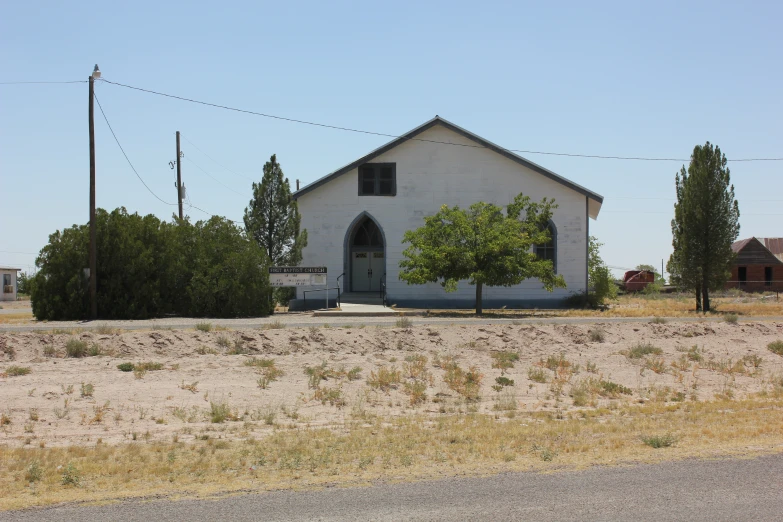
left=2, top=321, right=783, bottom=448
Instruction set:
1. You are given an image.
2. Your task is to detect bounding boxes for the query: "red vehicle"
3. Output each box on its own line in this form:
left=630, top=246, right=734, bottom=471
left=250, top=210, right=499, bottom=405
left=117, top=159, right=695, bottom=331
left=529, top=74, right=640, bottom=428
left=623, top=270, right=656, bottom=292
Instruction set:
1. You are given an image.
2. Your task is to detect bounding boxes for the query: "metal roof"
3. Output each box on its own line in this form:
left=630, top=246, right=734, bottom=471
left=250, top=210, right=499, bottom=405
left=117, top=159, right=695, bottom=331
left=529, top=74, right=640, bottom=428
left=293, top=116, right=604, bottom=211
left=759, top=237, right=783, bottom=262
left=0, top=267, right=21, bottom=271
left=732, top=237, right=783, bottom=263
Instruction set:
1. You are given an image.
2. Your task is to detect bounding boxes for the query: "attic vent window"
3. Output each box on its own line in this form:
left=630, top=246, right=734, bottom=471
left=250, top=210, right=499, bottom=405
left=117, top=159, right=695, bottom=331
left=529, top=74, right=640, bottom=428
left=358, top=163, right=396, bottom=196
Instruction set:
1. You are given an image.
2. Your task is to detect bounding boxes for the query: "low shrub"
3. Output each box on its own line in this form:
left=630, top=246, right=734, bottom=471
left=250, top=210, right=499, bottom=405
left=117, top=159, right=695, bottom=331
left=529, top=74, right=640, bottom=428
left=395, top=317, right=413, bottom=329
left=209, top=400, right=236, bottom=423
left=117, top=362, right=135, bottom=372
left=724, top=313, right=739, bottom=324
left=65, top=339, right=88, bottom=358
left=195, top=322, right=212, bottom=332
left=443, top=362, right=483, bottom=401
left=5, top=366, right=32, bottom=377
left=135, top=362, right=163, bottom=371
left=367, top=366, right=402, bottom=393
left=641, top=433, right=677, bottom=448
left=627, top=343, right=663, bottom=359
left=80, top=382, right=94, bottom=398
left=588, top=329, right=605, bottom=343
left=768, top=340, right=783, bottom=356
left=491, top=351, right=519, bottom=373
left=528, top=367, right=548, bottom=383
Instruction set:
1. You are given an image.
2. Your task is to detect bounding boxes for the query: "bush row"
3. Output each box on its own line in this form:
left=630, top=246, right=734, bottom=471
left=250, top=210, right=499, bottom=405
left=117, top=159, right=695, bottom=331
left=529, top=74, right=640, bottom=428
left=30, top=208, right=273, bottom=320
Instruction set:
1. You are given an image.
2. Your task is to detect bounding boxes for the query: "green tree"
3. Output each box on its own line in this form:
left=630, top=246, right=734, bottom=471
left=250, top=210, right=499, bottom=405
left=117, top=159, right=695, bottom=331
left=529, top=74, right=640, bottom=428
left=668, top=142, right=740, bottom=312
left=244, top=154, right=307, bottom=305
left=399, top=194, right=566, bottom=314
left=16, top=271, right=31, bottom=295
left=588, top=236, right=617, bottom=306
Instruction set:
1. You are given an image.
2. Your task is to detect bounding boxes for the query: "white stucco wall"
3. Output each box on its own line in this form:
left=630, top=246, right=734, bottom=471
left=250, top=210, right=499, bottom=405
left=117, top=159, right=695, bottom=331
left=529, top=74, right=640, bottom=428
left=295, top=124, right=595, bottom=308
left=1, top=269, right=19, bottom=302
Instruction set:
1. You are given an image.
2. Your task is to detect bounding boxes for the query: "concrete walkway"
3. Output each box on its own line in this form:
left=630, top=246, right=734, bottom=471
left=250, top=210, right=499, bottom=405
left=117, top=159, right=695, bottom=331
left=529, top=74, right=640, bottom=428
left=315, top=302, right=397, bottom=316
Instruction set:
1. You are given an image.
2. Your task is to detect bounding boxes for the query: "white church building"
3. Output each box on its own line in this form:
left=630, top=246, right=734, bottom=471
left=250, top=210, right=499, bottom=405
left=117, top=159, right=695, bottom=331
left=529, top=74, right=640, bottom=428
left=291, top=116, right=603, bottom=309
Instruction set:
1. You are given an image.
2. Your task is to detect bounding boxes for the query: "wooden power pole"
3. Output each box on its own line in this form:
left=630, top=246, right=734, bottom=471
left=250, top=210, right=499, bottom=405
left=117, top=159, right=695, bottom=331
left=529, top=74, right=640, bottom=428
left=88, top=72, right=97, bottom=320
left=176, top=131, right=183, bottom=220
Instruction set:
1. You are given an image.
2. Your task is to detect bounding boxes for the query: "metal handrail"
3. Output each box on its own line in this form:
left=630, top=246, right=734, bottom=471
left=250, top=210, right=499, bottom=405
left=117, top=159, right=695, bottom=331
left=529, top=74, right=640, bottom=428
left=336, top=272, right=345, bottom=307
left=302, top=286, right=340, bottom=310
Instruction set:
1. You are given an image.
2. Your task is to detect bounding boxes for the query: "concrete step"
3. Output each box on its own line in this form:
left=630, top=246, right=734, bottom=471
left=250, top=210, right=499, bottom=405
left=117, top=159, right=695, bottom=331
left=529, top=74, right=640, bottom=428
left=340, top=293, right=384, bottom=305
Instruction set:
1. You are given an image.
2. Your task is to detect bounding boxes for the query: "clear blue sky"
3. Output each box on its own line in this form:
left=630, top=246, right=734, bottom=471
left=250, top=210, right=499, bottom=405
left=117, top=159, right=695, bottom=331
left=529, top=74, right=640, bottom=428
left=2, top=1, right=782, bottom=278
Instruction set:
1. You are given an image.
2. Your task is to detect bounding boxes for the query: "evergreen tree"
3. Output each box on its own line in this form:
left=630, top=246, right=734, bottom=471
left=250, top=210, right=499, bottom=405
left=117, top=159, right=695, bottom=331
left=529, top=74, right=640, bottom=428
left=243, top=155, right=307, bottom=305
left=667, top=142, right=740, bottom=312
left=399, top=193, right=565, bottom=314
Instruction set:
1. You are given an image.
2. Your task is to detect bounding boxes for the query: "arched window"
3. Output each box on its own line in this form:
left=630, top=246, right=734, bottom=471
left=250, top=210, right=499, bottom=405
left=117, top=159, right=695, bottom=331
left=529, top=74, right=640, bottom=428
left=351, top=217, right=383, bottom=247
left=535, top=222, right=557, bottom=270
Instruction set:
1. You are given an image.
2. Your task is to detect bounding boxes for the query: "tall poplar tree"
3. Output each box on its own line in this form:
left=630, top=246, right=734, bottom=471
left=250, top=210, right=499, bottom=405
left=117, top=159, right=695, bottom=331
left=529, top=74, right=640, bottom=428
left=667, top=142, right=739, bottom=312
left=244, top=155, right=307, bottom=304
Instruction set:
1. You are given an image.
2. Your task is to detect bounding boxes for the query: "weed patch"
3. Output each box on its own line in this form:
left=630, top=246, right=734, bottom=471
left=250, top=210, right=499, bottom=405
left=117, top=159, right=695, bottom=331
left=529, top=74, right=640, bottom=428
left=195, top=323, right=212, bottom=332
left=443, top=362, right=483, bottom=401
left=4, top=365, right=31, bottom=377
left=641, top=433, right=677, bottom=448
left=626, top=343, right=663, bottom=359
left=491, top=351, right=519, bottom=373
left=367, top=366, right=402, bottom=393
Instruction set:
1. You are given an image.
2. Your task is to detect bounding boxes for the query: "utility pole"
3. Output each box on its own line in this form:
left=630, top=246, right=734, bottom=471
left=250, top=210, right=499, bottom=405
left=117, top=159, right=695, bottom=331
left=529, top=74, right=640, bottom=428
left=88, top=65, right=100, bottom=320
left=176, top=131, right=183, bottom=220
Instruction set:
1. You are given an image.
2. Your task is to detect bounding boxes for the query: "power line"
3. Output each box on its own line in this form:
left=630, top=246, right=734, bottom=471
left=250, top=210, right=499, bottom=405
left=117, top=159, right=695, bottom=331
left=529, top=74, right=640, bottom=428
left=183, top=199, right=242, bottom=224
left=602, top=210, right=783, bottom=215
left=0, top=250, right=38, bottom=255
left=98, top=78, right=783, bottom=163
left=91, top=94, right=241, bottom=223
left=180, top=134, right=254, bottom=182
left=183, top=155, right=248, bottom=197
left=0, top=80, right=86, bottom=85
left=606, top=196, right=783, bottom=202
left=93, top=92, right=178, bottom=207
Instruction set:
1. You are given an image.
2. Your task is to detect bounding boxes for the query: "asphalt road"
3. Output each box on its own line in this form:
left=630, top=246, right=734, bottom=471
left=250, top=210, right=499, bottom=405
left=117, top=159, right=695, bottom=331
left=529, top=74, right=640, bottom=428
left=6, top=454, right=783, bottom=521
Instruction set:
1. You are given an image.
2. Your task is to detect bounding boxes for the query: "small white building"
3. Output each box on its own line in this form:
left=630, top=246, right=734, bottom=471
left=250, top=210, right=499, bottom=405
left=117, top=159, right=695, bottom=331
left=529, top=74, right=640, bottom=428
left=1, top=267, right=20, bottom=302
left=291, top=117, right=603, bottom=309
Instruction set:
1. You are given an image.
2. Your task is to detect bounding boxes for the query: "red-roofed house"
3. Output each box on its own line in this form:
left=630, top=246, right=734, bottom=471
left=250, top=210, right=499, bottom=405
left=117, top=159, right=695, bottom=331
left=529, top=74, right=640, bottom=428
left=728, top=237, right=783, bottom=291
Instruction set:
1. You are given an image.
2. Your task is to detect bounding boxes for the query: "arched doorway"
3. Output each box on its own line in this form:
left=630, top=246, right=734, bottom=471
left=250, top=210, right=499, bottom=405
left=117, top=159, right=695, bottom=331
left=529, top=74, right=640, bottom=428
left=347, top=214, right=385, bottom=292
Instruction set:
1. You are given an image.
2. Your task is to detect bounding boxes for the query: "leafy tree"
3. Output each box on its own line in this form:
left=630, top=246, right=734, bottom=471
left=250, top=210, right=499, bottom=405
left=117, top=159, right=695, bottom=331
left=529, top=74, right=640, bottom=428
left=399, top=194, right=566, bottom=314
left=16, top=271, right=32, bottom=295
left=244, top=154, right=307, bottom=305
left=30, top=208, right=273, bottom=320
left=587, top=236, right=617, bottom=306
left=668, top=142, right=740, bottom=312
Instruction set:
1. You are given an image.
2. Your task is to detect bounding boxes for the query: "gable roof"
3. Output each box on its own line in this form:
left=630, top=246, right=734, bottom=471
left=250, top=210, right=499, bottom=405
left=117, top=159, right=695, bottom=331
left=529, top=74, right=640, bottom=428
left=731, top=237, right=783, bottom=265
left=293, top=116, right=604, bottom=215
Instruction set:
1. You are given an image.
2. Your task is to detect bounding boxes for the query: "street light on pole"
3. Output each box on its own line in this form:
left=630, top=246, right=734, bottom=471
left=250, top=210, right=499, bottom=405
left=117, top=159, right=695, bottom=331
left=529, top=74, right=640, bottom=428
left=88, top=64, right=100, bottom=319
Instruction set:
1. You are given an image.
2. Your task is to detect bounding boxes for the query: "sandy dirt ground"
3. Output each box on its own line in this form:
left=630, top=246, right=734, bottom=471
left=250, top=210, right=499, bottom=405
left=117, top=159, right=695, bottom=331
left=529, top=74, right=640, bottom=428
left=2, top=321, right=783, bottom=449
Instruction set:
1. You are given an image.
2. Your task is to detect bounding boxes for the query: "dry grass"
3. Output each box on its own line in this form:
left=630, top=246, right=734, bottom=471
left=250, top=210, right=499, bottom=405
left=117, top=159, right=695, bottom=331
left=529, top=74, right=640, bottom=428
left=1, top=398, right=782, bottom=510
